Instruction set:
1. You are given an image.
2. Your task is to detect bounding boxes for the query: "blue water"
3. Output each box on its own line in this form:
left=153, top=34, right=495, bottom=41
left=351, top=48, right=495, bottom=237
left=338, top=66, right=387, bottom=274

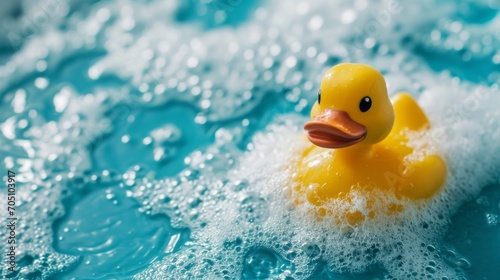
left=1, top=0, right=500, bottom=279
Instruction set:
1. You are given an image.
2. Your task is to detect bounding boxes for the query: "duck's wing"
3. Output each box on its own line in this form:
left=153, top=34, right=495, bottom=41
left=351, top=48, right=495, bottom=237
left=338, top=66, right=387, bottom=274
left=390, top=93, right=429, bottom=133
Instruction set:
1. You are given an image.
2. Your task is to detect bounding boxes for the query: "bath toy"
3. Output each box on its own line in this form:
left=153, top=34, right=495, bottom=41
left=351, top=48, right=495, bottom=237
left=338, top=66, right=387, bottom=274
left=295, top=63, right=446, bottom=223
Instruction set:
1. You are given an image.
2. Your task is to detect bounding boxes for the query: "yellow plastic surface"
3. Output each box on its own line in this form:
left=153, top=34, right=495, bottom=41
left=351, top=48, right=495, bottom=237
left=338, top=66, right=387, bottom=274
left=295, top=63, right=446, bottom=223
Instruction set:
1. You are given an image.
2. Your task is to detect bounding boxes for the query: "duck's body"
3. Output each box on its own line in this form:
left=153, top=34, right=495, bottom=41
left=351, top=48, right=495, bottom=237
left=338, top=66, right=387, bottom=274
left=294, top=63, right=446, bottom=222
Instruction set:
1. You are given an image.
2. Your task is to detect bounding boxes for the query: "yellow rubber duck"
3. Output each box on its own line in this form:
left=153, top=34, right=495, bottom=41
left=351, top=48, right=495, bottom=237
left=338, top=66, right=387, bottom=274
left=295, top=63, right=446, bottom=223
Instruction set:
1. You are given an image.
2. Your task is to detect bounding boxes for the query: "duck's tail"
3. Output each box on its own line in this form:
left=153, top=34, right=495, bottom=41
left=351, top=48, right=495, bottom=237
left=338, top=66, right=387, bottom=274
left=391, top=93, right=429, bottom=133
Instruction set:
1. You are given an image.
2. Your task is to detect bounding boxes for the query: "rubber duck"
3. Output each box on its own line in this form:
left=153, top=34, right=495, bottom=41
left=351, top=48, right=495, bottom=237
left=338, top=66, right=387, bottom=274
left=294, top=63, right=446, bottom=223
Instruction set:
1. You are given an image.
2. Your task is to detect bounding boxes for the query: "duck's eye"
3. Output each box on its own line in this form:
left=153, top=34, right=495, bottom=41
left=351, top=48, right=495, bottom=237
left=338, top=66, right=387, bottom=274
left=318, top=89, right=321, bottom=105
left=359, top=96, right=372, bottom=112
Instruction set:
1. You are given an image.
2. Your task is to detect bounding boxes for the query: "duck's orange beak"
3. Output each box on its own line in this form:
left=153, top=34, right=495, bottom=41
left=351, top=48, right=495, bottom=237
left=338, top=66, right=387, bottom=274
left=304, top=109, right=366, bottom=149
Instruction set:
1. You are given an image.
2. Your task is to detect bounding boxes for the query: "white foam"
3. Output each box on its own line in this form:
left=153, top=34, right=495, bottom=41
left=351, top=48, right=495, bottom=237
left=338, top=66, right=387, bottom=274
left=132, top=70, right=500, bottom=280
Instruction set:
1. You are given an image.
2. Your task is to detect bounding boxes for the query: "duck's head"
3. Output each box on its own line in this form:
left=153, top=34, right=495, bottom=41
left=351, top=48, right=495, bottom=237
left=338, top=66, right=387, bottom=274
left=305, top=63, right=395, bottom=149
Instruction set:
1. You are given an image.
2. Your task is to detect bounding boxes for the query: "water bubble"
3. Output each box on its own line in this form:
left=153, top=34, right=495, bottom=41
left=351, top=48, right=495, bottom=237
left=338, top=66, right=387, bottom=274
left=34, top=77, right=49, bottom=89
left=476, top=196, right=489, bottom=206
left=232, top=180, right=249, bottom=192
left=243, top=248, right=286, bottom=279
left=485, top=213, right=499, bottom=227
left=240, top=195, right=269, bottom=224
left=302, top=243, right=321, bottom=260
left=456, top=258, right=470, bottom=269
left=308, top=15, right=324, bottom=30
